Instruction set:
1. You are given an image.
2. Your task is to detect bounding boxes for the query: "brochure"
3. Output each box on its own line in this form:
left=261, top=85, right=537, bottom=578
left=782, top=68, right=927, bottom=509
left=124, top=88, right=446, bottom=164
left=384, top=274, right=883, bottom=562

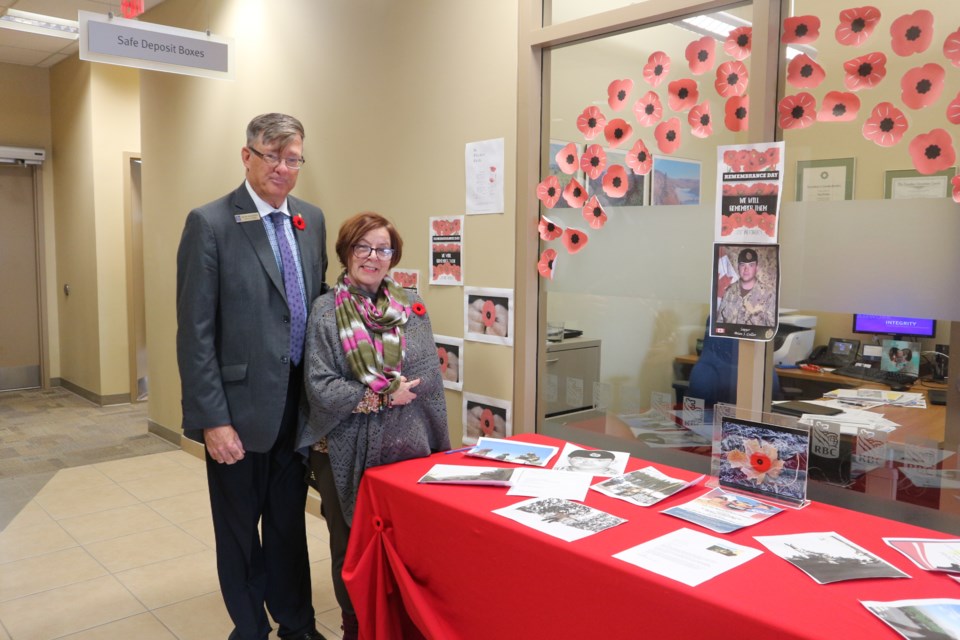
left=418, top=464, right=515, bottom=486
left=861, top=599, right=960, bottom=640
left=551, top=442, right=629, bottom=477
left=754, top=532, right=910, bottom=584
left=884, top=537, right=960, bottom=573
left=661, top=487, right=782, bottom=534
left=492, top=497, right=626, bottom=542
left=507, top=468, right=592, bottom=501
left=465, top=437, right=559, bottom=467
left=592, top=466, right=704, bottom=507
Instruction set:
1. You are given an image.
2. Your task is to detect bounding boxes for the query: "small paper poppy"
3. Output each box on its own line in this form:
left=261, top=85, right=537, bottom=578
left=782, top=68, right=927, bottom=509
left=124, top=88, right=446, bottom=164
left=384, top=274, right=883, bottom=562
left=654, top=118, right=682, bottom=154
left=580, top=144, right=608, bottom=180
left=668, top=78, right=699, bottom=112
left=952, top=175, right=960, bottom=204
left=818, top=91, right=860, bottom=122
left=633, top=91, right=663, bottom=127
left=538, top=215, right=563, bottom=241
left=643, top=51, right=671, bottom=87
left=842, top=51, right=886, bottom=91
left=947, top=92, right=960, bottom=125
left=576, top=106, right=607, bottom=140
left=582, top=196, right=607, bottom=229
left=786, top=53, right=825, bottom=89
left=604, top=118, right=633, bottom=149
left=536, top=175, right=562, bottom=209
left=685, top=36, right=716, bottom=75
left=908, top=129, right=955, bottom=175
left=782, top=15, right=820, bottom=44
left=900, top=63, right=945, bottom=110
left=835, top=6, right=882, bottom=47
left=724, top=95, right=749, bottom=132
left=554, top=142, right=579, bottom=175
left=944, top=28, right=960, bottom=69
left=562, top=178, right=588, bottom=208
left=715, top=61, right=749, bottom=98
left=607, top=78, right=634, bottom=111
left=626, top=138, right=653, bottom=175
left=889, top=10, right=934, bottom=57
left=562, top=227, right=589, bottom=254
left=602, top=165, right=629, bottom=199
left=862, top=102, right=909, bottom=147
left=538, top=248, right=558, bottom=280
left=778, top=92, right=817, bottom=130
left=688, top=101, right=713, bottom=138
left=724, top=26, right=752, bottom=60
left=412, top=302, right=426, bottom=316
left=481, top=300, right=497, bottom=328
left=292, top=215, right=306, bottom=230
left=479, top=409, right=495, bottom=436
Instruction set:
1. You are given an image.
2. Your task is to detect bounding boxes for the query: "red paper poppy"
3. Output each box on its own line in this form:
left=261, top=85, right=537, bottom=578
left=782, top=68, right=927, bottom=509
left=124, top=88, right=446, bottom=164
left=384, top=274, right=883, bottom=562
left=654, top=118, right=682, bottom=154
left=818, top=91, right=860, bottom=122
left=643, top=51, right=671, bottom=87
left=782, top=15, right=820, bottom=44
left=562, top=227, right=589, bottom=254
left=602, top=165, right=629, bottom=199
left=538, top=215, right=563, bottom=241
left=685, top=36, right=716, bottom=75
left=633, top=91, right=663, bottom=127
left=947, top=92, right=960, bottom=125
left=626, top=139, right=653, bottom=175
left=835, top=6, right=882, bottom=47
left=900, top=63, right=945, bottom=110
left=580, top=144, right=608, bottom=180
left=667, top=78, right=699, bottom=112
left=890, top=10, right=934, bottom=57
left=479, top=408, right=495, bottom=435
left=412, top=302, right=426, bottom=316
left=724, top=26, right=752, bottom=60
left=952, top=175, right=960, bottom=204
left=862, top=101, right=909, bottom=147
left=604, top=118, right=633, bottom=149
left=576, top=106, right=607, bottom=140
left=562, top=178, right=587, bottom=208
left=715, top=61, right=749, bottom=97
left=688, top=102, right=713, bottom=138
left=724, top=95, right=749, bottom=132
left=554, top=142, right=579, bottom=175
left=292, top=214, right=305, bottom=230
left=944, top=28, right=960, bottom=68
left=842, top=51, right=886, bottom=91
left=786, top=53, right=825, bottom=89
left=909, top=129, right=955, bottom=175
left=607, top=78, right=634, bottom=111
left=437, top=346, right=448, bottom=372
left=537, top=248, right=558, bottom=280
left=778, top=92, right=817, bottom=130
left=582, top=195, right=607, bottom=229
left=536, top=175, right=562, bottom=209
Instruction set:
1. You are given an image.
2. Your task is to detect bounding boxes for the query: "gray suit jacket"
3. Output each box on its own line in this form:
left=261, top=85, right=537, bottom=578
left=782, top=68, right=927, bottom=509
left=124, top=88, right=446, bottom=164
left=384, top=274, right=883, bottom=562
left=176, top=183, right=328, bottom=452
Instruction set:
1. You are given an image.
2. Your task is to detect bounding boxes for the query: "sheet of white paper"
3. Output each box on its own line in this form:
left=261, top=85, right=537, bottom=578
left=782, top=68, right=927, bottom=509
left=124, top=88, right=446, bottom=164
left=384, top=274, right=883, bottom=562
left=465, top=138, right=504, bottom=214
left=493, top=497, right=626, bottom=542
left=507, top=468, right=592, bottom=501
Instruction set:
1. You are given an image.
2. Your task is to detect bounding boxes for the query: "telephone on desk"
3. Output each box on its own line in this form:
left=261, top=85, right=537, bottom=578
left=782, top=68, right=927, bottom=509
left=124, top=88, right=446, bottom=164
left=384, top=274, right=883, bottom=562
left=799, top=337, right=860, bottom=369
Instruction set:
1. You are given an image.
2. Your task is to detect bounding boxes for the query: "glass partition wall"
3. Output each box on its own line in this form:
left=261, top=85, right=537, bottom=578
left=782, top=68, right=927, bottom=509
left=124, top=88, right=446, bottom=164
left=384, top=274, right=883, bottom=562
left=528, top=0, right=960, bottom=532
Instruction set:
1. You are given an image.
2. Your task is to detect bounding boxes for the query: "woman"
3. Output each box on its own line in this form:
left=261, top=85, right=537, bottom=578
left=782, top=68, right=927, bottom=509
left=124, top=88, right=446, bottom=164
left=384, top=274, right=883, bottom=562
left=298, top=211, right=450, bottom=639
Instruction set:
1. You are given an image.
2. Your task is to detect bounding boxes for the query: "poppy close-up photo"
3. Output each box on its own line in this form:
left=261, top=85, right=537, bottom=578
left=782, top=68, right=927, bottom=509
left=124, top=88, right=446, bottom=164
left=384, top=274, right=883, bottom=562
left=607, top=78, right=634, bottom=111
left=633, top=91, right=663, bottom=127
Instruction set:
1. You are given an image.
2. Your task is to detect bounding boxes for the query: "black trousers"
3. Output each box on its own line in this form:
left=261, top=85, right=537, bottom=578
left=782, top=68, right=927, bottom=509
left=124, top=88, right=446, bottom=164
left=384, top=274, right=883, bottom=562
left=310, top=449, right=355, bottom=618
left=206, top=366, right=315, bottom=640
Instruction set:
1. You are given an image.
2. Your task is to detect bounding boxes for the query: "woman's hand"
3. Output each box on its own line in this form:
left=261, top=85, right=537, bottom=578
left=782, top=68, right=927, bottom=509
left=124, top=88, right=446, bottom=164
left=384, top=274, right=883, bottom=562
left=389, top=376, right=421, bottom=407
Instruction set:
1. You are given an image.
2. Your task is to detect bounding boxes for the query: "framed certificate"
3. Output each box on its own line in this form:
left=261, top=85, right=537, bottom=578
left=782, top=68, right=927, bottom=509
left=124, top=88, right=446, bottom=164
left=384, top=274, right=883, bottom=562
left=884, top=168, right=955, bottom=199
left=795, top=158, right=855, bottom=201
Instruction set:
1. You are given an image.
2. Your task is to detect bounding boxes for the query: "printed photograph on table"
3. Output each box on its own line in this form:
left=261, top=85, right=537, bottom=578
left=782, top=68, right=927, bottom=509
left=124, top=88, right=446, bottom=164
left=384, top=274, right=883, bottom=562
left=390, top=268, right=419, bottom=294
left=587, top=149, right=646, bottom=207
left=884, top=168, right=956, bottom=200
left=464, top=286, right=513, bottom=346
left=651, top=156, right=700, bottom=205
left=466, top=436, right=553, bottom=466
left=548, top=140, right=586, bottom=208
left=462, top=393, right=512, bottom=444
left=710, top=244, right=780, bottom=341
left=434, top=335, right=463, bottom=391
left=715, top=142, right=784, bottom=243
left=429, top=215, right=463, bottom=286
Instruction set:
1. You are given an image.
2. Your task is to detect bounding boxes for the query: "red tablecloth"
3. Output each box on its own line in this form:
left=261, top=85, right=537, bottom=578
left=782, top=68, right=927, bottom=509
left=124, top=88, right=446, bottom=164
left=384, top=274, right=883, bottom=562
left=343, top=434, right=957, bottom=640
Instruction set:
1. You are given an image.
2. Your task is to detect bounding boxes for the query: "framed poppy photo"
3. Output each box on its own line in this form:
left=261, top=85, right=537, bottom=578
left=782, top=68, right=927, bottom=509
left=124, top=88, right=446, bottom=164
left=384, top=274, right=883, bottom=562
left=548, top=140, right=586, bottom=209
left=464, top=286, right=514, bottom=346
left=586, top=148, right=646, bottom=207
left=651, top=155, right=701, bottom=205
left=462, top=392, right=512, bottom=444
left=434, top=335, right=463, bottom=391
left=795, top=158, right=855, bottom=202
left=883, top=168, right=956, bottom=200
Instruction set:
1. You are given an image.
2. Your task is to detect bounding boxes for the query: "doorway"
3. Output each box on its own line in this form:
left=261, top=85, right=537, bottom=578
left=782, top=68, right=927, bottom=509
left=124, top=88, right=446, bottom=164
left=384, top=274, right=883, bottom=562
left=126, top=156, right=148, bottom=401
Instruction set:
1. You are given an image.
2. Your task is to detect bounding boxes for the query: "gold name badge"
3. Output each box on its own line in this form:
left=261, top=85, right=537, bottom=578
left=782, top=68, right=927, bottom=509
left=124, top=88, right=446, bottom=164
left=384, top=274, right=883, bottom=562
left=234, top=213, right=261, bottom=223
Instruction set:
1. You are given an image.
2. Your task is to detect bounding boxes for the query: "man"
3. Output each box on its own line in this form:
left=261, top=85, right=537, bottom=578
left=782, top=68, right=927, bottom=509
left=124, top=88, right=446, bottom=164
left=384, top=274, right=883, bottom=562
left=716, top=247, right=775, bottom=327
left=177, top=113, right=328, bottom=640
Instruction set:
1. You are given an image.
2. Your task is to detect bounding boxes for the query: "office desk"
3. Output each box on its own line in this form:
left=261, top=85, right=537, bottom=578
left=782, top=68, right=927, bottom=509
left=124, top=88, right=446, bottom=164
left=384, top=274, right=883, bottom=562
left=343, top=434, right=955, bottom=640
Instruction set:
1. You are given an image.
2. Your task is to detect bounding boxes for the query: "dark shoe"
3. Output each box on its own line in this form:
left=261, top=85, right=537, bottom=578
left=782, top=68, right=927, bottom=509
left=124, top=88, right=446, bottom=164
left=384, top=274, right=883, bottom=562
left=342, top=612, right=359, bottom=640
left=289, top=630, right=327, bottom=640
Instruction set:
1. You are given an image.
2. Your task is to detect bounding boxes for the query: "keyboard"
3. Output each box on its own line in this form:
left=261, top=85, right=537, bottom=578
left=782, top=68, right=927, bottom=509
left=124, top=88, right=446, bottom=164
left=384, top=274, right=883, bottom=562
left=832, top=365, right=917, bottom=387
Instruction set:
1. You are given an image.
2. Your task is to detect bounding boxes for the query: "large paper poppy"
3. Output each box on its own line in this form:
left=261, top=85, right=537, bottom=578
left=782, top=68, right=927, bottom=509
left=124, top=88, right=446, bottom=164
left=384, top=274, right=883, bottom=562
left=818, top=91, right=860, bottom=122
left=643, top=51, right=671, bottom=87
left=601, top=165, right=629, bottom=199
left=688, top=102, right=713, bottom=138
left=685, top=36, right=716, bottom=75
left=625, top=139, right=652, bottom=175
left=890, top=10, right=934, bottom=57
left=862, top=102, right=908, bottom=147
left=554, top=142, right=579, bottom=175
left=786, top=54, right=825, bottom=89
left=782, top=15, right=820, bottom=44
left=538, top=215, right=563, bottom=241
left=835, top=6, right=882, bottom=47
left=944, top=29, right=960, bottom=69
left=633, top=91, right=663, bottom=127
left=582, top=196, right=607, bottom=229
left=654, top=118, right=682, bottom=154
left=576, top=106, right=607, bottom=140
left=947, top=92, right=960, bottom=125
left=607, top=79, right=634, bottom=112
left=952, top=175, right=960, bottom=204
left=901, top=63, right=945, bottom=110
left=778, top=92, right=817, bottom=130
left=580, top=144, right=608, bottom=180
left=604, top=118, right=633, bottom=149
left=724, top=26, right=752, bottom=60
left=843, top=52, right=886, bottom=91
left=562, top=227, right=589, bottom=254
left=538, top=248, right=558, bottom=280
left=724, top=95, right=749, bottom=132
left=668, top=78, right=699, bottom=112
left=909, top=129, right=955, bottom=175
left=536, top=175, right=561, bottom=208
left=562, top=178, right=587, bottom=208
left=715, top=61, right=749, bottom=98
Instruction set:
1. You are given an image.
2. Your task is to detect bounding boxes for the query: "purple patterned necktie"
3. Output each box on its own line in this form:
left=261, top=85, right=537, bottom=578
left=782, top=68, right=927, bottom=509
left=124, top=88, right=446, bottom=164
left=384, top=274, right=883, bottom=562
left=269, top=212, right=306, bottom=365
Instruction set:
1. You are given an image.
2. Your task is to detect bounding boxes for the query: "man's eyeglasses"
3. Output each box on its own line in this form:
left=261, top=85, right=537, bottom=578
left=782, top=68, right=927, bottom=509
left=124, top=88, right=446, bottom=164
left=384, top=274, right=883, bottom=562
left=247, top=146, right=306, bottom=170
left=353, top=244, right=395, bottom=260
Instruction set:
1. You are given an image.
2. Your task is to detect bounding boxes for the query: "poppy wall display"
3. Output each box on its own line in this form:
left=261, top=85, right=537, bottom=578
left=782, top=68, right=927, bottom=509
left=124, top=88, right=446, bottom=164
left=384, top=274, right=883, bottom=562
left=548, top=140, right=586, bottom=209
left=434, top=335, right=464, bottom=392
left=464, top=287, right=514, bottom=346
left=651, top=156, right=701, bottom=206
left=462, top=392, right=512, bottom=445
left=883, top=167, right=957, bottom=199
left=390, top=268, right=419, bottom=294
left=795, top=158, right=856, bottom=202
left=586, top=149, right=646, bottom=207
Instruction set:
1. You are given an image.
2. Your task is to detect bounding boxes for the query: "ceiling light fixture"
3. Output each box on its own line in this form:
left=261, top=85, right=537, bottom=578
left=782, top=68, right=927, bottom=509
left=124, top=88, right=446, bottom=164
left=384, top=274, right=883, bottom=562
left=0, top=8, right=80, bottom=40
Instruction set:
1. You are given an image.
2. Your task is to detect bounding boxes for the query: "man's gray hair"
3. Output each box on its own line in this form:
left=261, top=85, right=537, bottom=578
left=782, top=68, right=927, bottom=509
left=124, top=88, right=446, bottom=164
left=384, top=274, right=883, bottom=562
left=246, top=113, right=305, bottom=148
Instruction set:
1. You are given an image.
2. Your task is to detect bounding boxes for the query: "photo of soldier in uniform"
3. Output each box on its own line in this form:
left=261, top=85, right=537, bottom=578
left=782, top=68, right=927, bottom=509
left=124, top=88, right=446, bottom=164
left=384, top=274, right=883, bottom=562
left=710, top=243, right=780, bottom=341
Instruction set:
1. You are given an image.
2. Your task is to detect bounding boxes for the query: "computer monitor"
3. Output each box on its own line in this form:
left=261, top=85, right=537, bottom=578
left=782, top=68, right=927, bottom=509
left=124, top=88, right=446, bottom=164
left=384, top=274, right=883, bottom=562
left=880, top=339, right=920, bottom=377
left=852, top=314, right=936, bottom=339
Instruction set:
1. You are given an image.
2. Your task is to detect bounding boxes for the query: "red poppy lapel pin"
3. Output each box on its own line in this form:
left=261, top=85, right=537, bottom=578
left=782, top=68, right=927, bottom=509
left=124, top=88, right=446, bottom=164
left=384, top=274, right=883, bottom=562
left=412, top=302, right=426, bottom=316
left=292, top=214, right=306, bottom=231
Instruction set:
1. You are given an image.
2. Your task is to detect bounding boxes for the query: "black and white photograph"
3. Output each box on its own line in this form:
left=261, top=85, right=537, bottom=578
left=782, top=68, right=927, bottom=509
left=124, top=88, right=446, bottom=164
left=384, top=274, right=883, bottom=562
left=418, top=464, right=515, bottom=487
left=861, top=598, right=960, bottom=640
left=552, top=442, right=629, bottom=477
left=592, top=466, right=703, bottom=507
left=493, top=497, right=626, bottom=542
left=755, top=532, right=911, bottom=584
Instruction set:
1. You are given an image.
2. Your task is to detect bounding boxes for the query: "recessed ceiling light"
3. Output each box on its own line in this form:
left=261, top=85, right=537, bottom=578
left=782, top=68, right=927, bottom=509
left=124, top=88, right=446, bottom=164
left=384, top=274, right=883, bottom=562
left=0, top=8, right=80, bottom=40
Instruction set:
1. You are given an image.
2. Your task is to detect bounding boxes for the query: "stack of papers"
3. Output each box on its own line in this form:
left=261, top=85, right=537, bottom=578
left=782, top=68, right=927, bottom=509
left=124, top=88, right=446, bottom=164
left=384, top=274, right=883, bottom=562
left=823, top=388, right=927, bottom=409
